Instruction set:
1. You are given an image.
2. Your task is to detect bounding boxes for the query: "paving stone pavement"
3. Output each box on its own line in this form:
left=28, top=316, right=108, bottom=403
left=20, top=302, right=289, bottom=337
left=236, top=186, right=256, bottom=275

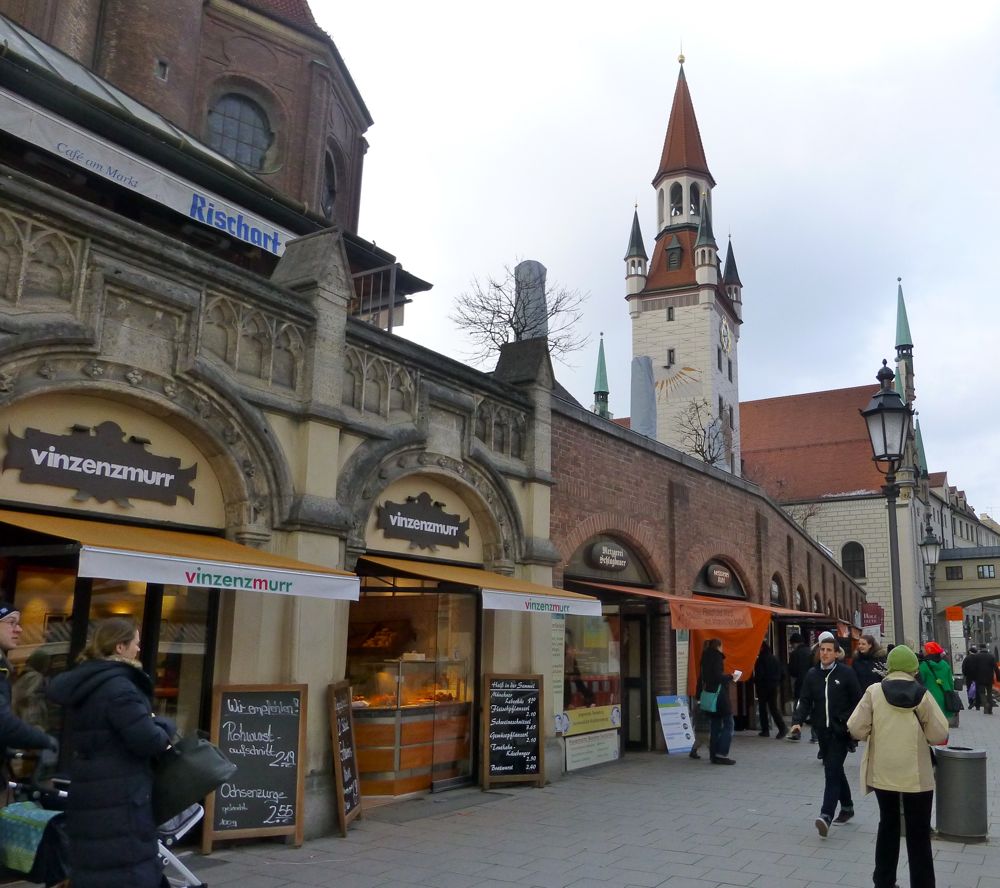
left=8, top=707, right=1000, bottom=887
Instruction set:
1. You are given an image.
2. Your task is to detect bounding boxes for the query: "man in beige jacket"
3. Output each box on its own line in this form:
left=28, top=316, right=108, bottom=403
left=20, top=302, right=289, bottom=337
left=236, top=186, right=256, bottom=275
left=848, top=645, right=949, bottom=888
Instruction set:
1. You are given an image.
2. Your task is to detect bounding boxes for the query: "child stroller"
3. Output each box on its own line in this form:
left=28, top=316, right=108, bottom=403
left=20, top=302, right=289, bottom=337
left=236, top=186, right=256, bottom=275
left=1, top=753, right=208, bottom=887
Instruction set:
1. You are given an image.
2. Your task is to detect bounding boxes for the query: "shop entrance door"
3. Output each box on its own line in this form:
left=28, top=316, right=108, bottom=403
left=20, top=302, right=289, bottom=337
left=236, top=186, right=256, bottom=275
left=622, top=615, right=649, bottom=750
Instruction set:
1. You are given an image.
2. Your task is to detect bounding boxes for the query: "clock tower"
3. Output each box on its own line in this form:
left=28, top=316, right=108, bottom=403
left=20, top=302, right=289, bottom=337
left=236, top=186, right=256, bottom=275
left=626, top=56, right=742, bottom=474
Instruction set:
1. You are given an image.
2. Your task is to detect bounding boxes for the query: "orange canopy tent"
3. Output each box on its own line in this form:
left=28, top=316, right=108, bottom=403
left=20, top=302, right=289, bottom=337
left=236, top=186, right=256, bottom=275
left=574, top=581, right=825, bottom=696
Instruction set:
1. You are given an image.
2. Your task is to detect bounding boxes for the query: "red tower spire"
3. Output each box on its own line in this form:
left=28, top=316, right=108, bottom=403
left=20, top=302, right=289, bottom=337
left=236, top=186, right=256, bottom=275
left=652, top=62, right=714, bottom=187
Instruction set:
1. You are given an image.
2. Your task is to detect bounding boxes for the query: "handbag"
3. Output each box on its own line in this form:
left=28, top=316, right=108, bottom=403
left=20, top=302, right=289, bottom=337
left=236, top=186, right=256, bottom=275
left=943, top=689, right=964, bottom=713
left=152, top=731, right=237, bottom=825
left=698, top=688, right=720, bottom=713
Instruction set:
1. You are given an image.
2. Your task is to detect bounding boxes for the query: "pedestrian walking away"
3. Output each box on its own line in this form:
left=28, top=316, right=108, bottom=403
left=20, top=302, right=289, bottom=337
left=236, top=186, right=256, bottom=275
left=848, top=644, right=949, bottom=888
left=786, top=633, right=814, bottom=742
left=963, top=645, right=1000, bottom=714
left=851, top=633, right=887, bottom=692
left=753, top=642, right=786, bottom=738
left=787, top=631, right=861, bottom=836
left=699, top=638, right=736, bottom=765
left=918, top=641, right=957, bottom=720
left=47, top=617, right=174, bottom=888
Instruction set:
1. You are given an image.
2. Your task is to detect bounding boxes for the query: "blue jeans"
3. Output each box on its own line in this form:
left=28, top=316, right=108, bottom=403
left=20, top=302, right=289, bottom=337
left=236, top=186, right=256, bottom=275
left=709, top=713, right=733, bottom=758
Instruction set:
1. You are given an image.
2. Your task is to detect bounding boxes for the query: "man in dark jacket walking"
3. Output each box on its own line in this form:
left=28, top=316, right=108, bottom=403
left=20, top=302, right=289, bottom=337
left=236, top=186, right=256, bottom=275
left=788, top=632, right=862, bottom=836
left=0, top=603, right=58, bottom=761
left=753, top=642, right=787, bottom=738
left=964, top=646, right=1000, bottom=714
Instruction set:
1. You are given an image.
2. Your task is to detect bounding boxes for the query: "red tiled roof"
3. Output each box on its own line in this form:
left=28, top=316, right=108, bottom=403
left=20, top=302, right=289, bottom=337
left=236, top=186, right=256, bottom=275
left=740, top=385, right=886, bottom=502
left=236, top=0, right=321, bottom=32
left=642, top=228, right=699, bottom=292
left=653, top=66, right=714, bottom=187
left=928, top=471, right=947, bottom=487
left=612, top=417, right=631, bottom=429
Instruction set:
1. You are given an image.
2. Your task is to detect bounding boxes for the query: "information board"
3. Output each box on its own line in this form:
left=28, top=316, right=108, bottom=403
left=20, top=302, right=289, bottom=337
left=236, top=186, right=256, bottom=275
left=328, top=681, right=362, bottom=836
left=202, top=684, right=307, bottom=852
left=656, top=695, right=695, bottom=755
left=482, top=673, right=544, bottom=789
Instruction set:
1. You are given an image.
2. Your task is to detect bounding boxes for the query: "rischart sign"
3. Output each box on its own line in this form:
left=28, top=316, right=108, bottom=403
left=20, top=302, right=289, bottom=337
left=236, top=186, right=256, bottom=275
left=376, top=492, right=470, bottom=550
left=3, top=421, right=197, bottom=507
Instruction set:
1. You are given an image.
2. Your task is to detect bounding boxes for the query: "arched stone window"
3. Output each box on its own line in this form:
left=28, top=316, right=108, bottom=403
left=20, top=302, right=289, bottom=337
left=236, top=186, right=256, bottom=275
left=795, top=586, right=805, bottom=610
left=689, top=184, right=700, bottom=215
left=321, top=153, right=338, bottom=221
left=657, top=189, right=665, bottom=228
left=841, top=542, right=866, bottom=579
left=769, top=574, right=784, bottom=605
left=669, top=182, right=683, bottom=217
left=207, top=94, right=273, bottom=170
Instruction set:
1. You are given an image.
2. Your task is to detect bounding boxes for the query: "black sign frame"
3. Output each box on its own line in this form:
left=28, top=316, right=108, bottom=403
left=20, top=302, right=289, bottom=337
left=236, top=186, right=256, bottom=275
left=328, top=681, right=363, bottom=836
left=482, top=673, right=545, bottom=789
left=202, top=684, right=307, bottom=852
left=376, top=491, right=470, bottom=550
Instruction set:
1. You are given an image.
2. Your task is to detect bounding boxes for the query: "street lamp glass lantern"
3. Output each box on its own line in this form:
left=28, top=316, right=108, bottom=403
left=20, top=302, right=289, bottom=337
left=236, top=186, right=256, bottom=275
left=860, top=360, right=911, bottom=464
left=920, top=523, right=941, bottom=568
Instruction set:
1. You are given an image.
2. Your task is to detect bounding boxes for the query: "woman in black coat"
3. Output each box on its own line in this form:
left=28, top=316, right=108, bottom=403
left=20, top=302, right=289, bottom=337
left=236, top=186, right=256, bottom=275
left=48, top=617, right=172, bottom=888
left=699, top=638, right=736, bottom=765
left=851, top=634, right=887, bottom=692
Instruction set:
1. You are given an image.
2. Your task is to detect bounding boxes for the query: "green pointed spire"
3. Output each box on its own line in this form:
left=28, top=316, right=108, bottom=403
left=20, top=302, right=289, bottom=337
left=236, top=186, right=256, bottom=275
left=624, top=208, right=648, bottom=261
left=594, top=334, right=609, bottom=395
left=695, top=195, right=717, bottom=248
left=895, top=278, right=913, bottom=349
left=914, top=418, right=928, bottom=477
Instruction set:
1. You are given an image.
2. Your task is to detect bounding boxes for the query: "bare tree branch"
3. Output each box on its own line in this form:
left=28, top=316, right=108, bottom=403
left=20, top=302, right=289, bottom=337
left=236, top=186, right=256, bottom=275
left=450, top=264, right=590, bottom=366
left=676, top=398, right=728, bottom=466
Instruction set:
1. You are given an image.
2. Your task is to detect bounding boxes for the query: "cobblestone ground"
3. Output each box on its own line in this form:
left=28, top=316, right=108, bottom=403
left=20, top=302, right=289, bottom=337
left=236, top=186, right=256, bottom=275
left=9, top=708, right=1000, bottom=888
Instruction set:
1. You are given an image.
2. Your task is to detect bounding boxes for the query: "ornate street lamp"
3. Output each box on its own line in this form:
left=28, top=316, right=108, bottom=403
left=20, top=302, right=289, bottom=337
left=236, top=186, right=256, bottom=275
left=920, top=521, right=941, bottom=644
left=860, top=360, right=913, bottom=644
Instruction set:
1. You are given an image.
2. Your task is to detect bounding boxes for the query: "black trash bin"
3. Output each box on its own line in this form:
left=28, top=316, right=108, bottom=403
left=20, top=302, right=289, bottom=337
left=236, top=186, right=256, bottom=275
left=935, top=746, right=987, bottom=840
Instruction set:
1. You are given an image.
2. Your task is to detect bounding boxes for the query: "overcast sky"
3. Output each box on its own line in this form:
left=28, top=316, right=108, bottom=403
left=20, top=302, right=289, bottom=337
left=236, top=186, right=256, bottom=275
left=315, top=1, right=1000, bottom=518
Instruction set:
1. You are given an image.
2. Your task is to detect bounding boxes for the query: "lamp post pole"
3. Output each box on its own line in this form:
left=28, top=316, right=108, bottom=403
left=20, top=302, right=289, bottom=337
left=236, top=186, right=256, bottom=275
left=920, top=520, right=942, bottom=645
left=884, top=465, right=905, bottom=645
left=860, top=359, right=913, bottom=647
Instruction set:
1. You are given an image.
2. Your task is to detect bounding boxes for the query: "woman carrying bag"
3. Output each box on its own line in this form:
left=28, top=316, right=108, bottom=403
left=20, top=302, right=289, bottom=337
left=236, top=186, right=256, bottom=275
left=699, top=638, right=736, bottom=765
left=48, top=617, right=173, bottom=888
left=919, top=641, right=960, bottom=722
left=848, top=645, right=949, bottom=888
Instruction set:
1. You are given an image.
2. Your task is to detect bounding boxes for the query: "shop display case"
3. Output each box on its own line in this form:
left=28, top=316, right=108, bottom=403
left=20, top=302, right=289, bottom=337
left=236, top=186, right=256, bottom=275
left=350, top=658, right=473, bottom=796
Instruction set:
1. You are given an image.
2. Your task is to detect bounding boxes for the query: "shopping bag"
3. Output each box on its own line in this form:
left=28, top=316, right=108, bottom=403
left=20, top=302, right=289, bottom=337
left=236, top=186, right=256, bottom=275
left=152, top=732, right=237, bottom=825
left=698, top=688, right=720, bottom=713
left=943, top=689, right=964, bottom=713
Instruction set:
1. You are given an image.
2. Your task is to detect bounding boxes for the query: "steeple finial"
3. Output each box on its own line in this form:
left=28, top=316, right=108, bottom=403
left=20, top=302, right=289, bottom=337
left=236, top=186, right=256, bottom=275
left=895, top=277, right=913, bottom=350
left=593, top=334, right=611, bottom=419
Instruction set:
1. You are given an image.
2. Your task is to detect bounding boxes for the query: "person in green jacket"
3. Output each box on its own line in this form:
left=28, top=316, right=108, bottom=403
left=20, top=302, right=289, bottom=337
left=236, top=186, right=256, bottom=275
left=918, top=641, right=954, bottom=716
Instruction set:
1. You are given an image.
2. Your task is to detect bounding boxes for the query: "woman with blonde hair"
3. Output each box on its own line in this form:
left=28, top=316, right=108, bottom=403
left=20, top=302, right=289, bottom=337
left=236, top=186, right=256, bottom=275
left=48, top=617, right=173, bottom=888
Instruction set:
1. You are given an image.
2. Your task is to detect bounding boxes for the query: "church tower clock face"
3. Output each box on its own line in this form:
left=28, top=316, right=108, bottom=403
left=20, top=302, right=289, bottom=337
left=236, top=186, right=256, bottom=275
left=720, top=318, right=733, bottom=354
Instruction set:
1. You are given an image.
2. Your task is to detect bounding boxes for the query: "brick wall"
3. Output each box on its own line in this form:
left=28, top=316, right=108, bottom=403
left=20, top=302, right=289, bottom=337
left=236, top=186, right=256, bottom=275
left=550, top=399, right=865, bottom=696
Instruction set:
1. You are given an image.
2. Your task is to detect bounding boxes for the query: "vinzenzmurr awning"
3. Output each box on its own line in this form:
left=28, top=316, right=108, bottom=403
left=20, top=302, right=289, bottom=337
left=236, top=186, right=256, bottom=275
left=357, top=555, right=601, bottom=616
left=0, top=509, right=359, bottom=601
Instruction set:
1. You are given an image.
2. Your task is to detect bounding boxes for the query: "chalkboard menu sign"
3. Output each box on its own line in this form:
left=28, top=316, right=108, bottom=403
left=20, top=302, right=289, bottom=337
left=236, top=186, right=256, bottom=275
left=202, top=684, right=307, bottom=852
left=482, top=673, right=545, bottom=789
left=328, top=681, right=362, bottom=836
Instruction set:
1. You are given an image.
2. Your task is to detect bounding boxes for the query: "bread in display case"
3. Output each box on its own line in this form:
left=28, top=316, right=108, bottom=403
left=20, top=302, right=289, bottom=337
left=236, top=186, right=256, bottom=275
left=349, top=659, right=473, bottom=796
left=349, top=658, right=469, bottom=710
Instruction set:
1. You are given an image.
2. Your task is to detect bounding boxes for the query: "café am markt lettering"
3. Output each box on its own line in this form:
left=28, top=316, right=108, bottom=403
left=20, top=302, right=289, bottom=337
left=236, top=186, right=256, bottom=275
left=376, top=492, right=470, bottom=550
left=3, top=421, right=197, bottom=507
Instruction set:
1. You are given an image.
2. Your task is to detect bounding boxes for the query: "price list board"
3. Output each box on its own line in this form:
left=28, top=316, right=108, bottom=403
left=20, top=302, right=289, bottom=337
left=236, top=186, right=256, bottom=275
left=328, top=681, right=362, bottom=836
left=202, top=684, right=307, bottom=852
left=482, top=673, right=545, bottom=789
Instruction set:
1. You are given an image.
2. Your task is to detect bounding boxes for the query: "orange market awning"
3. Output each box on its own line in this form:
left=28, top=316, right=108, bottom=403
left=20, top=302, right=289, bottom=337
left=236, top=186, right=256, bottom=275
left=0, top=508, right=359, bottom=601
left=695, top=595, right=827, bottom=621
left=358, top=555, right=602, bottom=616
left=575, top=581, right=753, bottom=629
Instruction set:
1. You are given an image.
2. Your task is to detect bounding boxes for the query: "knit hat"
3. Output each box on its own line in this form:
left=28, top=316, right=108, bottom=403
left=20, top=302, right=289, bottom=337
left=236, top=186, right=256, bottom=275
left=886, top=644, right=919, bottom=675
left=0, top=603, right=19, bottom=622
left=817, top=631, right=836, bottom=644
left=924, top=641, right=944, bottom=656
